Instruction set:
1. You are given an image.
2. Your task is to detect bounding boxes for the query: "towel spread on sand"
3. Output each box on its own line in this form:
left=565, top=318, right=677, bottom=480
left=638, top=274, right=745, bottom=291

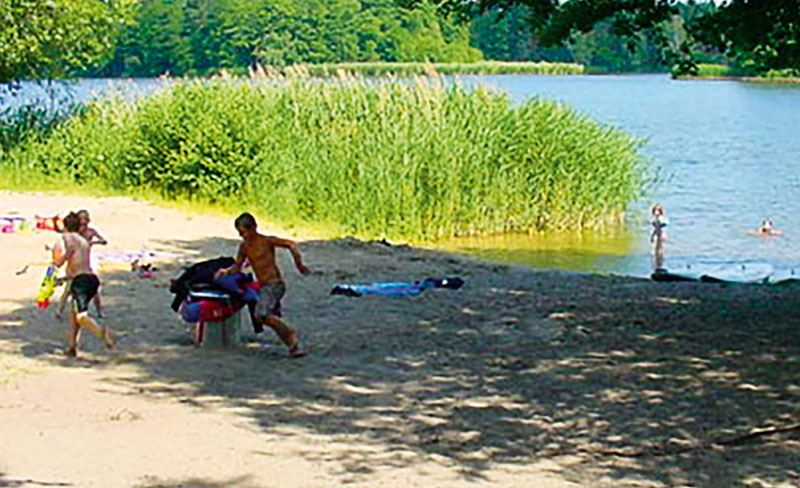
left=94, top=249, right=182, bottom=264
left=330, top=277, right=464, bottom=297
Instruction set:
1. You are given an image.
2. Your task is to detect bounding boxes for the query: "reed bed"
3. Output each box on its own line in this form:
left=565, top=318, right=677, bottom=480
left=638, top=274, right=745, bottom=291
left=1, top=74, right=645, bottom=241
left=695, top=63, right=734, bottom=77
left=269, top=61, right=584, bottom=77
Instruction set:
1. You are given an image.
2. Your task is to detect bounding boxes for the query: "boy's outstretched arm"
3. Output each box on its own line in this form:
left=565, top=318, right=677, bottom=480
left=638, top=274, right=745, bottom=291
left=89, top=228, right=108, bottom=246
left=269, top=236, right=311, bottom=275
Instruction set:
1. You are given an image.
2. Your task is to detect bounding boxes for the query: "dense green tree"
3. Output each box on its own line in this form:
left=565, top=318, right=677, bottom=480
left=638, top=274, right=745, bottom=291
left=184, top=0, right=226, bottom=73
left=469, top=2, right=688, bottom=71
left=470, top=4, right=571, bottom=62
left=473, top=0, right=798, bottom=74
left=693, top=0, right=800, bottom=75
left=0, top=0, right=134, bottom=82
left=103, top=0, right=480, bottom=76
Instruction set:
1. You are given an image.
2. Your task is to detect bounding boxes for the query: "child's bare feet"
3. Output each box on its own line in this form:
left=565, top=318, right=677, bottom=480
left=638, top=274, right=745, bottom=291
left=64, top=347, right=77, bottom=358
left=103, top=328, right=115, bottom=350
left=288, top=341, right=307, bottom=358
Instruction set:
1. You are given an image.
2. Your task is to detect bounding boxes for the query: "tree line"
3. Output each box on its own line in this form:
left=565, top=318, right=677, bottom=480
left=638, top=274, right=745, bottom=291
left=101, top=0, right=482, bottom=77
left=1, top=0, right=798, bottom=83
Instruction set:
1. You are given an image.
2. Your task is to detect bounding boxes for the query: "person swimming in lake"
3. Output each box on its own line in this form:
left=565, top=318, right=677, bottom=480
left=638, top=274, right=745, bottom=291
left=650, top=204, right=668, bottom=271
left=749, top=218, right=783, bottom=236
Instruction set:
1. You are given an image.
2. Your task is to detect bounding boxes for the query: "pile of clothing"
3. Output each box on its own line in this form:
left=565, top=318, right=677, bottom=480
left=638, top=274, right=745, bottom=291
left=169, top=257, right=263, bottom=332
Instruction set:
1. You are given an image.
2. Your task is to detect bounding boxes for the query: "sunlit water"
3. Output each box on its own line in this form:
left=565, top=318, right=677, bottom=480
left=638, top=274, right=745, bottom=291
left=434, top=74, right=800, bottom=278
left=3, top=75, right=799, bottom=278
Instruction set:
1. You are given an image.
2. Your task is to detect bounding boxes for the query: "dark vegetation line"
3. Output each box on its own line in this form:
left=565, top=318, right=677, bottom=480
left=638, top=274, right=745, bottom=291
left=2, top=1, right=798, bottom=85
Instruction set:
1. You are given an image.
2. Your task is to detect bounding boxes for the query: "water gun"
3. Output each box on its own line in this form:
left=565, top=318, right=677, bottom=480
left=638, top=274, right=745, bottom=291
left=35, top=265, right=58, bottom=309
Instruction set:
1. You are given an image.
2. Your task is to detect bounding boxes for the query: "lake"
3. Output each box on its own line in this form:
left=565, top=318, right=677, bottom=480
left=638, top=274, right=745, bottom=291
left=435, top=74, right=800, bottom=278
left=4, top=74, right=799, bottom=278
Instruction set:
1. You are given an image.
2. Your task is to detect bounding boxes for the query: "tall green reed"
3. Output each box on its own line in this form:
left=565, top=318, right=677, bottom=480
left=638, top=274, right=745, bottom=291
left=1, top=74, right=645, bottom=241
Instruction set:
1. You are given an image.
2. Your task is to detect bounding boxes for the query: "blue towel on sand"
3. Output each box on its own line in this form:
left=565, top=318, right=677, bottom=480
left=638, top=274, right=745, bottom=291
left=330, top=277, right=464, bottom=297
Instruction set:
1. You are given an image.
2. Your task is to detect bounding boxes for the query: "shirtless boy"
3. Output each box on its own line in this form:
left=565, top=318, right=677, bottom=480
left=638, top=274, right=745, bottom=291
left=216, top=213, right=310, bottom=357
left=52, top=212, right=114, bottom=357
left=56, top=209, right=108, bottom=319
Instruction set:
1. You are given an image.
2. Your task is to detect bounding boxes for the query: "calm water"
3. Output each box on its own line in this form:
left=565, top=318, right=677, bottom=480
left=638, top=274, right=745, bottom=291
left=3, top=75, right=799, bottom=277
left=434, top=74, right=800, bottom=277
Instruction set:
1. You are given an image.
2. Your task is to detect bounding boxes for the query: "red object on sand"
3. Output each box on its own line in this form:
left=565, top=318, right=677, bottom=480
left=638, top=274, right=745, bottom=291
left=35, top=215, right=62, bottom=232
left=198, top=300, right=234, bottom=323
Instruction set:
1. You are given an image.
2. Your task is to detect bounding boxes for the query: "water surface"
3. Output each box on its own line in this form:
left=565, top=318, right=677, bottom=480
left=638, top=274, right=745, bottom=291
left=436, top=74, right=800, bottom=277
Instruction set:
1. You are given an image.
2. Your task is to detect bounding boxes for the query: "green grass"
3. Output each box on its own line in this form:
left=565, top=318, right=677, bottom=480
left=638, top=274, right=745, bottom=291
left=1, top=74, right=647, bottom=241
left=695, top=63, right=734, bottom=77
left=742, top=68, right=800, bottom=84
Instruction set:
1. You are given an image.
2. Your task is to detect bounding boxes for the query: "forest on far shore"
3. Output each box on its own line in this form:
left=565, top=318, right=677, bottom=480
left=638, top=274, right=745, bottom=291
left=8, top=0, right=800, bottom=83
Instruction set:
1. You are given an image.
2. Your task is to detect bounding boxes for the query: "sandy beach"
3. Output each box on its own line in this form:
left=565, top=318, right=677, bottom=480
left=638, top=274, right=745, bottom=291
left=0, top=191, right=798, bottom=488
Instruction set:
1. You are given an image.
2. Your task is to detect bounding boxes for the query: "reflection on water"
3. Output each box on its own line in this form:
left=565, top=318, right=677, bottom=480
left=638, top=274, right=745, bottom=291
left=429, top=224, right=800, bottom=280
left=427, top=227, right=652, bottom=277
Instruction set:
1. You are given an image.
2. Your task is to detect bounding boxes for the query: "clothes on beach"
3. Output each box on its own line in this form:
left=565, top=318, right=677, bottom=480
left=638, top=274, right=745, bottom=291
left=213, top=272, right=259, bottom=305
left=170, top=257, right=235, bottom=311
left=170, top=258, right=268, bottom=333
left=252, top=281, right=285, bottom=319
left=95, top=249, right=181, bottom=264
left=70, top=273, right=99, bottom=314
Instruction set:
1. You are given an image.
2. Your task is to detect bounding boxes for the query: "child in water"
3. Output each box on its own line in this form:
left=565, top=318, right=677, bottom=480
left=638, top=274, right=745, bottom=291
left=751, top=218, right=783, bottom=236
left=650, top=204, right=668, bottom=271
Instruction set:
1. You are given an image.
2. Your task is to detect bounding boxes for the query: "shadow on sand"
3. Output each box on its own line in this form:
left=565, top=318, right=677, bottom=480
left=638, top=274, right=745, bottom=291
left=2, top=236, right=799, bottom=486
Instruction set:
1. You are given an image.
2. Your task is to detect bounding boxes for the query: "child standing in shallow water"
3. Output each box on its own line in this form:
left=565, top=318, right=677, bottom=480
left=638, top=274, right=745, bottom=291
left=215, top=213, right=310, bottom=357
left=650, top=204, right=668, bottom=271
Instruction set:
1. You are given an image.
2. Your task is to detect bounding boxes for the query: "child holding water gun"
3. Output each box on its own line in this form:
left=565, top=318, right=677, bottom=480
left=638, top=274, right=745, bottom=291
left=52, top=212, right=113, bottom=357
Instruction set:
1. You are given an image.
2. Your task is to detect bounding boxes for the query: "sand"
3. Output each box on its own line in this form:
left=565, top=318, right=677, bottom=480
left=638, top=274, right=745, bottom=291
left=1, top=190, right=799, bottom=488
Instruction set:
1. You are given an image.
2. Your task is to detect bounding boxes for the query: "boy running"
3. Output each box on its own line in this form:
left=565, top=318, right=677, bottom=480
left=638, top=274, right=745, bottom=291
left=216, top=213, right=310, bottom=357
left=56, top=209, right=108, bottom=319
left=52, top=212, right=114, bottom=357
